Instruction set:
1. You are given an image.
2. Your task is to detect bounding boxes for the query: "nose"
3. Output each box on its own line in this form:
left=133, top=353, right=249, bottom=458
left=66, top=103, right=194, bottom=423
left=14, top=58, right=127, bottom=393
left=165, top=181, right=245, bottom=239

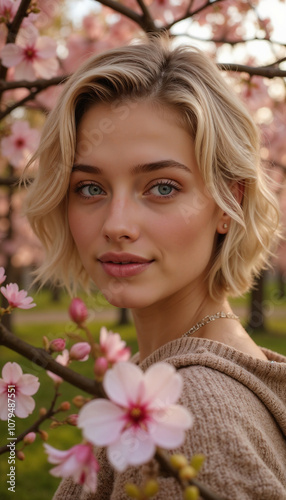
left=102, top=196, right=140, bottom=243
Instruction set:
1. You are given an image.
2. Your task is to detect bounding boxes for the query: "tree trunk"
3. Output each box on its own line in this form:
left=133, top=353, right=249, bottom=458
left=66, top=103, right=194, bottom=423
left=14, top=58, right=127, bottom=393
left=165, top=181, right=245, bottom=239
left=117, top=308, right=130, bottom=326
left=247, top=272, right=266, bottom=332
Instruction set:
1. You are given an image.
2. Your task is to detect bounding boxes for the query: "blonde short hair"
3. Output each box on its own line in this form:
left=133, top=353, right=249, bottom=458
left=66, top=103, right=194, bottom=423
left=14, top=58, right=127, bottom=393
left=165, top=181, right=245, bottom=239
left=24, top=36, right=280, bottom=299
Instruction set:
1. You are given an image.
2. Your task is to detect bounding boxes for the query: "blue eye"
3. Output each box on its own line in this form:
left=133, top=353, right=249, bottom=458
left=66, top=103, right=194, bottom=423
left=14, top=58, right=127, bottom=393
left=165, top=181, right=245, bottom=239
left=79, top=184, right=104, bottom=197
left=156, top=184, right=173, bottom=196
left=148, top=181, right=180, bottom=198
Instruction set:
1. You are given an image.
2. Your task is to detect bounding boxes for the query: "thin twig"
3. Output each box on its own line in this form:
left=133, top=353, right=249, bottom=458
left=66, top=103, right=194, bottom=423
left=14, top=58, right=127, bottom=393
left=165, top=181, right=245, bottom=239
left=0, top=387, right=60, bottom=455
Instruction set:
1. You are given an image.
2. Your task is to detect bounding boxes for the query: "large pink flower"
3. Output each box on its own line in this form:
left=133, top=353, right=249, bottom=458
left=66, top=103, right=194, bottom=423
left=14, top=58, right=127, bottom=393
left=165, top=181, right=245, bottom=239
left=1, top=25, right=58, bottom=81
left=1, top=283, right=36, bottom=309
left=99, top=327, right=131, bottom=363
left=44, top=443, right=99, bottom=494
left=1, top=121, right=40, bottom=169
left=78, top=362, right=193, bottom=471
left=0, top=362, right=40, bottom=420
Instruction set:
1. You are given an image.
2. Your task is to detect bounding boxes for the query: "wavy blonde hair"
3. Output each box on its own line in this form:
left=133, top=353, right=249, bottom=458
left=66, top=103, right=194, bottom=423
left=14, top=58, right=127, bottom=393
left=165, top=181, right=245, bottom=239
left=24, top=35, right=280, bottom=298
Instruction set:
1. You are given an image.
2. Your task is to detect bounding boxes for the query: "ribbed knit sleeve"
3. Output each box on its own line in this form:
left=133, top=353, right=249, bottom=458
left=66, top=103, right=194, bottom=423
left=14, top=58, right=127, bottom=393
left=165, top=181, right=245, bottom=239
left=52, top=338, right=286, bottom=500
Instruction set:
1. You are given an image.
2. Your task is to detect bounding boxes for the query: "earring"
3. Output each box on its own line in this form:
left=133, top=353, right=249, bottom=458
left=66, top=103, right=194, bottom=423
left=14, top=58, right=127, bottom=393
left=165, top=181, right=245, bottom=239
left=223, top=223, right=228, bottom=229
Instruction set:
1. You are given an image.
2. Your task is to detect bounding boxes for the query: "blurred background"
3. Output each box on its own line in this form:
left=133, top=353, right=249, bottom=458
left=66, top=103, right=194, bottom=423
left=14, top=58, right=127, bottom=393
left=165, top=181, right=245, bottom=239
left=0, top=0, right=286, bottom=498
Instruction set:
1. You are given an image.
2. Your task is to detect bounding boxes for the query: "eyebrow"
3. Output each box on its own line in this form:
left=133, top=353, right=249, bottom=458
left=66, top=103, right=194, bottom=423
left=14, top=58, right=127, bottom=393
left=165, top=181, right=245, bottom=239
left=71, top=160, right=191, bottom=175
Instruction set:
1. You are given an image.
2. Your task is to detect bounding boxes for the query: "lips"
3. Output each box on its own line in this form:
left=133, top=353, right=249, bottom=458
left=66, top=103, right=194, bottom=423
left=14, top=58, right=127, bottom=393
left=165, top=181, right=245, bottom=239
left=98, top=253, right=153, bottom=278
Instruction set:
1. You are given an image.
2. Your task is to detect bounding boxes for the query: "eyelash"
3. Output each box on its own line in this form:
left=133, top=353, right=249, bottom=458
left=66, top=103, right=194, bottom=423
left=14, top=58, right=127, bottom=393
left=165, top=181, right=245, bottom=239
left=74, top=179, right=181, bottom=200
left=146, top=180, right=181, bottom=199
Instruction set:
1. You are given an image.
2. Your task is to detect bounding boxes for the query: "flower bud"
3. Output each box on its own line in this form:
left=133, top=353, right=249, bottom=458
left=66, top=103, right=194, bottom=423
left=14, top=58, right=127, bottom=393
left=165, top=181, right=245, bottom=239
left=183, top=486, right=200, bottom=500
left=143, top=479, right=159, bottom=497
left=66, top=414, right=78, bottom=426
left=39, top=430, right=49, bottom=441
left=94, top=357, right=108, bottom=379
left=50, top=421, right=61, bottom=429
left=69, top=298, right=88, bottom=325
left=23, top=432, right=36, bottom=444
left=50, top=338, right=66, bottom=352
left=72, top=395, right=86, bottom=408
left=190, top=453, right=205, bottom=472
left=179, top=466, right=197, bottom=481
left=16, top=450, right=25, bottom=461
left=170, top=453, right=188, bottom=469
left=124, top=483, right=140, bottom=498
left=59, top=401, right=71, bottom=411
left=39, top=407, right=47, bottom=416
left=69, top=342, right=91, bottom=361
left=42, top=336, right=50, bottom=350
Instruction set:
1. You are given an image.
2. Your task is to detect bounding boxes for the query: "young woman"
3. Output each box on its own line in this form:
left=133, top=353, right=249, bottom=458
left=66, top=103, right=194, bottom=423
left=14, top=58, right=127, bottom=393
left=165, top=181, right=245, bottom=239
left=24, top=36, right=286, bottom=499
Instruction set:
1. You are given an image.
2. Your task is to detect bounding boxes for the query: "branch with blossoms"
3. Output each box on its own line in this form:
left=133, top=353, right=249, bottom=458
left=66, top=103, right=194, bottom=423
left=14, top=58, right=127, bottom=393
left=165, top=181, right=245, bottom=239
left=0, top=266, right=223, bottom=500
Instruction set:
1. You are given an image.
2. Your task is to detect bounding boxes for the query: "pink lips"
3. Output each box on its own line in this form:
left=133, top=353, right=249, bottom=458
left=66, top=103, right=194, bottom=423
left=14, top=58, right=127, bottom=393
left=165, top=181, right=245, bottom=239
left=98, top=252, right=153, bottom=278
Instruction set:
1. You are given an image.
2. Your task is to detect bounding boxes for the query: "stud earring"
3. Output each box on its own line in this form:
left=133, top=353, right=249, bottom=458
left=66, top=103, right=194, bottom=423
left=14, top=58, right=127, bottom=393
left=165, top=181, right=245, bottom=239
left=223, top=223, right=228, bottom=229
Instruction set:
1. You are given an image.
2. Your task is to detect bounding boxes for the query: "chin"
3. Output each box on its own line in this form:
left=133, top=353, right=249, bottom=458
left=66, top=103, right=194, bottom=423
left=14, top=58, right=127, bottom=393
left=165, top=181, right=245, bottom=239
left=100, top=291, right=152, bottom=310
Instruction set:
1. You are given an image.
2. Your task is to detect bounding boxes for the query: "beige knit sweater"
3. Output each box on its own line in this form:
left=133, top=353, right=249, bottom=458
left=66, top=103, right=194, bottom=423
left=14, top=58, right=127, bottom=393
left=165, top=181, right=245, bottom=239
left=52, top=337, right=286, bottom=500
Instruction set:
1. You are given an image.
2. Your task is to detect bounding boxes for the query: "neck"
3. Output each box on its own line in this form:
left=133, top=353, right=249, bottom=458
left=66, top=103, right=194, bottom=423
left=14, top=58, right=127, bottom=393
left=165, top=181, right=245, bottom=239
left=131, top=287, right=231, bottom=362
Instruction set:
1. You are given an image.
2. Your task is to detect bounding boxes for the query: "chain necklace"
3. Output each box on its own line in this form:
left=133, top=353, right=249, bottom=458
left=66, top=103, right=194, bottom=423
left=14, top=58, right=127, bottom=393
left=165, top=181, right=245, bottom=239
left=182, top=311, right=239, bottom=338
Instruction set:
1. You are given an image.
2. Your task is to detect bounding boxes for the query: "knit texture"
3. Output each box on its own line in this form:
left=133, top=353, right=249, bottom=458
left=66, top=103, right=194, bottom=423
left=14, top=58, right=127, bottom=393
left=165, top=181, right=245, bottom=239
left=52, top=337, right=286, bottom=500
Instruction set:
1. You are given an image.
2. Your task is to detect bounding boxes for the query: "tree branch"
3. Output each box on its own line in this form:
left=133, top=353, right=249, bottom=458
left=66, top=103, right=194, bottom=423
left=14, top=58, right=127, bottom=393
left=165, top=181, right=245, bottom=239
left=176, top=32, right=286, bottom=48
left=165, top=0, right=226, bottom=30
left=155, top=449, right=224, bottom=500
left=217, top=62, right=286, bottom=78
left=0, top=75, right=68, bottom=92
left=0, top=322, right=105, bottom=397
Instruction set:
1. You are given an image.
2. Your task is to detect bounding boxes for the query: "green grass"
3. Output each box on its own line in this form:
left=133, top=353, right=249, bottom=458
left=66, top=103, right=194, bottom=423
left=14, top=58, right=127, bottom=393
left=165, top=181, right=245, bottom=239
left=0, top=287, right=285, bottom=499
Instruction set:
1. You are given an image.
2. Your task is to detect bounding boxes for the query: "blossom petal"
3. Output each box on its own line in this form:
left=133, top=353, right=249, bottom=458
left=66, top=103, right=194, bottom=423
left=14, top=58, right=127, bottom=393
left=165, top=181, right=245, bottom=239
left=36, top=36, right=57, bottom=58
left=44, top=444, right=71, bottom=464
left=142, top=363, right=182, bottom=408
left=103, top=362, right=143, bottom=407
left=78, top=399, right=126, bottom=446
left=15, top=393, right=35, bottom=418
left=150, top=405, right=193, bottom=448
left=107, top=428, right=155, bottom=472
left=17, top=373, right=40, bottom=395
left=14, top=60, right=36, bottom=81
left=33, top=57, right=59, bottom=78
left=1, top=43, right=23, bottom=67
left=2, top=362, right=23, bottom=384
left=0, top=395, right=9, bottom=420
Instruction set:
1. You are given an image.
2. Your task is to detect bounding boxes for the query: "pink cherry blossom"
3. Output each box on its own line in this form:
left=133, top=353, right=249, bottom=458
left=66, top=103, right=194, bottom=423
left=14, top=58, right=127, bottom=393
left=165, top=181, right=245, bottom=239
left=0, top=25, right=58, bottom=81
left=68, top=297, right=88, bottom=325
left=47, top=349, right=69, bottom=385
left=0, top=266, right=6, bottom=285
left=0, top=0, right=20, bottom=23
left=69, top=342, right=91, bottom=362
left=0, top=283, right=36, bottom=309
left=1, top=121, right=40, bottom=169
left=99, top=326, right=131, bottom=363
left=0, top=362, right=40, bottom=420
left=78, top=362, right=193, bottom=471
left=44, top=442, right=99, bottom=494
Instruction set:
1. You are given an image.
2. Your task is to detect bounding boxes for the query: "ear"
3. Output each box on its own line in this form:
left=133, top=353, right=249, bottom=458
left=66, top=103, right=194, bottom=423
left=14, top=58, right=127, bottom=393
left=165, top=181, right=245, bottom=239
left=216, top=181, right=244, bottom=234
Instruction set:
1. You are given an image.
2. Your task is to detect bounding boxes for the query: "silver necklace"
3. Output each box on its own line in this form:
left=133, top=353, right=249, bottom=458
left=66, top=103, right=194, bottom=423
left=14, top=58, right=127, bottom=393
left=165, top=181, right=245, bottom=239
left=182, top=311, right=239, bottom=338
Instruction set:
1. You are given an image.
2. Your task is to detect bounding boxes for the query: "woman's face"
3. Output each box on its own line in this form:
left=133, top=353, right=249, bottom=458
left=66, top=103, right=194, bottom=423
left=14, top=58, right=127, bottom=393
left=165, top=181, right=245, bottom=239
left=68, top=100, right=224, bottom=309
